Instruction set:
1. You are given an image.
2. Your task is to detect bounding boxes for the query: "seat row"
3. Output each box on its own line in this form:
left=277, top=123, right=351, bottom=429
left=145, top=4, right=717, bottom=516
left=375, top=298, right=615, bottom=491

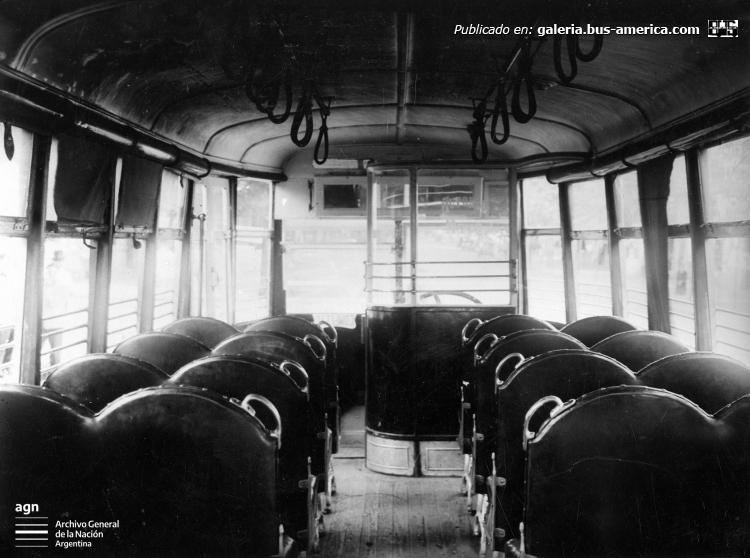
left=1, top=315, right=340, bottom=557
left=458, top=314, right=750, bottom=557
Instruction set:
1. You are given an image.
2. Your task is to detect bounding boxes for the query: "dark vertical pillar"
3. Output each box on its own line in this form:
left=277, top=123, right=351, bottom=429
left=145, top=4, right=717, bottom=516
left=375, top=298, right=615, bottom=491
left=177, top=178, right=194, bottom=319
left=685, top=149, right=712, bottom=350
left=270, top=219, right=286, bottom=316
left=605, top=175, right=624, bottom=316
left=559, top=183, right=577, bottom=323
left=227, top=179, right=237, bottom=325
left=87, top=163, right=117, bottom=353
left=19, top=134, right=51, bottom=385
left=637, top=154, right=674, bottom=333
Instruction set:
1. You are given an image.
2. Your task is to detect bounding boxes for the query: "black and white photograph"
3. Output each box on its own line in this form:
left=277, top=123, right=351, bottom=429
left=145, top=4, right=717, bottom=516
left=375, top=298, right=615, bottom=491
left=0, top=0, right=749, bottom=556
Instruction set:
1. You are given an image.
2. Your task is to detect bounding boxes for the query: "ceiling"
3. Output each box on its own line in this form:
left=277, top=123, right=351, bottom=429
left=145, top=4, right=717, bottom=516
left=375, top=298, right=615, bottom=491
left=0, top=0, right=748, bottom=176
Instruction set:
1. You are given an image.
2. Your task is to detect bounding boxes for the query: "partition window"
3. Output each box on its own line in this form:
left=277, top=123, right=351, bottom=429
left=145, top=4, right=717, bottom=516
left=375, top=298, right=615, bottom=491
left=521, top=177, right=565, bottom=323
left=415, top=172, right=510, bottom=306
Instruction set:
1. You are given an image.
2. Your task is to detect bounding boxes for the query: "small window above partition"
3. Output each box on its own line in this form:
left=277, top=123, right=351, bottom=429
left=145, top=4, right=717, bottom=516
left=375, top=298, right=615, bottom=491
left=314, top=176, right=367, bottom=217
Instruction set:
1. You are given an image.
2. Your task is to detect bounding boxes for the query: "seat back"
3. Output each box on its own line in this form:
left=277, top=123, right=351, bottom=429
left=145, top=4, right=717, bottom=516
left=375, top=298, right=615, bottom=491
left=462, top=314, right=556, bottom=349
left=112, top=332, right=210, bottom=375
left=169, top=355, right=315, bottom=494
left=638, top=352, right=750, bottom=414
left=43, top=353, right=168, bottom=412
left=523, top=386, right=750, bottom=557
left=0, top=385, right=100, bottom=557
left=98, top=385, right=279, bottom=557
left=591, top=330, right=689, bottom=371
left=473, top=330, right=586, bottom=484
left=245, top=315, right=340, bottom=451
left=494, top=350, right=637, bottom=547
left=560, top=315, right=638, bottom=347
left=161, top=316, right=239, bottom=349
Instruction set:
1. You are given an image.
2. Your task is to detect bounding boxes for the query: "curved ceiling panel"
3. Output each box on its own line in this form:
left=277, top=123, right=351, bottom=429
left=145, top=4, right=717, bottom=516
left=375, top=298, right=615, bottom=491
left=0, top=0, right=747, bottom=174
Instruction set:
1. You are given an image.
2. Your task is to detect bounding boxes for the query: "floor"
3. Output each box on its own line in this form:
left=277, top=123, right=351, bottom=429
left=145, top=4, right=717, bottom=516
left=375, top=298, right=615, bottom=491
left=315, top=407, right=480, bottom=558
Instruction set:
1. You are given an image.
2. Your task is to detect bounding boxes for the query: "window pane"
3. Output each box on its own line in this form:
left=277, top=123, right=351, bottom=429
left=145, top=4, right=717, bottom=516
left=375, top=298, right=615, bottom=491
left=42, top=238, right=91, bottom=378
left=284, top=219, right=367, bottom=315
left=416, top=174, right=510, bottom=305
left=568, top=179, right=607, bottom=230
left=190, top=179, right=230, bottom=321
left=525, top=235, right=566, bottom=323
left=619, top=239, right=648, bottom=329
left=522, top=177, right=560, bottom=228
left=0, top=127, right=33, bottom=218
left=706, top=237, right=750, bottom=366
left=0, top=237, right=27, bottom=384
left=235, top=236, right=271, bottom=323
left=154, top=238, right=183, bottom=330
left=371, top=173, right=411, bottom=305
left=614, top=171, right=641, bottom=228
left=157, top=171, right=186, bottom=229
left=571, top=239, right=612, bottom=318
left=701, top=136, right=750, bottom=223
left=237, top=179, right=271, bottom=229
left=667, top=155, right=690, bottom=225
left=667, top=237, right=695, bottom=349
left=107, top=238, right=145, bottom=350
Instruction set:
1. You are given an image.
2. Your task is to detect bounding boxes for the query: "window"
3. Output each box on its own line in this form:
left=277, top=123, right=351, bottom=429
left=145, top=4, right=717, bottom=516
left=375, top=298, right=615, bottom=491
left=235, top=179, right=273, bottom=323
left=700, top=136, right=750, bottom=365
left=567, top=179, right=612, bottom=318
left=701, top=136, right=750, bottom=223
left=416, top=173, right=510, bottom=306
left=0, top=127, right=33, bottom=218
left=107, top=238, right=145, bottom=349
left=522, top=177, right=565, bottom=323
left=314, top=176, right=367, bottom=216
left=41, top=238, right=92, bottom=378
left=154, top=171, right=187, bottom=328
left=0, top=237, right=27, bottom=384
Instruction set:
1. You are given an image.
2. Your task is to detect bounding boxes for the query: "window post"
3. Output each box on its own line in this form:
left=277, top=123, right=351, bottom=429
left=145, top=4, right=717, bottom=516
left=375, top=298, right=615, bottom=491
left=605, top=175, right=624, bottom=316
left=685, top=148, right=713, bottom=350
left=559, top=183, right=577, bottom=323
left=637, top=155, right=674, bottom=333
left=19, top=134, right=51, bottom=385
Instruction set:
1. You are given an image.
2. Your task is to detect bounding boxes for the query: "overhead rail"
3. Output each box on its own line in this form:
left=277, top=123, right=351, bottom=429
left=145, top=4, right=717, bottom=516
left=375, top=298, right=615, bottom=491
left=0, top=66, right=287, bottom=181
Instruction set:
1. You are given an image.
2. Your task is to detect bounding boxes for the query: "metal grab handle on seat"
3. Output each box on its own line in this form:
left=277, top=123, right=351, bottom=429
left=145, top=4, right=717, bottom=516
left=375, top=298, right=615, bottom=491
left=461, top=318, right=484, bottom=346
left=318, top=320, right=338, bottom=346
left=277, top=359, right=310, bottom=398
left=303, top=334, right=327, bottom=362
left=495, top=353, right=525, bottom=394
left=522, top=396, right=565, bottom=451
left=474, top=333, right=498, bottom=363
left=242, top=394, right=283, bottom=449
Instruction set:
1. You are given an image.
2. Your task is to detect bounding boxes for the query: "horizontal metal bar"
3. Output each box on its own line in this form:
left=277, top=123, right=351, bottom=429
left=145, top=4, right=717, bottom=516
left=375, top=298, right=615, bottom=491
left=367, top=288, right=512, bottom=293
left=40, top=339, right=87, bottom=356
left=703, top=221, right=750, bottom=238
left=570, top=230, right=608, bottom=240
left=369, top=274, right=513, bottom=279
left=43, top=307, right=87, bottom=321
left=109, top=297, right=138, bottom=307
left=523, top=228, right=562, bottom=236
left=107, top=324, right=137, bottom=337
left=41, top=323, right=88, bottom=338
left=367, top=260, right=513, bottom=266
left=0, top=341, right=14, bottom=351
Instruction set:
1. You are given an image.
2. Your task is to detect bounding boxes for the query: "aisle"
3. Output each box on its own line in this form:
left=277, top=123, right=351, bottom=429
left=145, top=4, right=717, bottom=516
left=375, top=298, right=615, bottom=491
left=317, top=458, right=480, bottom=558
